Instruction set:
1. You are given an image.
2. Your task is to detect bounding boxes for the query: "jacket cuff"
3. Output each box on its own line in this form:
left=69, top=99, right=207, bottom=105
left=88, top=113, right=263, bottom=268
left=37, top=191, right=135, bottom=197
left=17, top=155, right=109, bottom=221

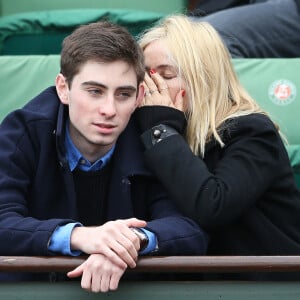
left=134, top=106, right=187, bottom=134
left=141, top=124, right=179, bottom=149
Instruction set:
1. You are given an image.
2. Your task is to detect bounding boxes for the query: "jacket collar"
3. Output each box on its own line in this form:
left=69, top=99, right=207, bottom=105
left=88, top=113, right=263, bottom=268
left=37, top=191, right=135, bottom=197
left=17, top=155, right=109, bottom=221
left=111, top=117, right=151, bottom=177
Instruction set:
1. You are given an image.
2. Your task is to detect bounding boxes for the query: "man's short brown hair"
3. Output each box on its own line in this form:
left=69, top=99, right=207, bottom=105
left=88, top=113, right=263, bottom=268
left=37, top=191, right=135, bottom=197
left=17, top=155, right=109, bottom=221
left=60, top=21, right=145, bottom=86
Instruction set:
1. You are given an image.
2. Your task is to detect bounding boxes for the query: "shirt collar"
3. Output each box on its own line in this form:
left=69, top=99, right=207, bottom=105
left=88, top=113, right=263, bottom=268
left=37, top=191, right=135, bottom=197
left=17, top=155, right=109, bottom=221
left=64, top=120, right=115, bottom=172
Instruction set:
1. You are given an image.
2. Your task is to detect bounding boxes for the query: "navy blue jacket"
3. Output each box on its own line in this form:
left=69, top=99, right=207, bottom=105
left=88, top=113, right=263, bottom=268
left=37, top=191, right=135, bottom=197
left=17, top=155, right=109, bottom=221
left=0, top=87, right=207, bottom=257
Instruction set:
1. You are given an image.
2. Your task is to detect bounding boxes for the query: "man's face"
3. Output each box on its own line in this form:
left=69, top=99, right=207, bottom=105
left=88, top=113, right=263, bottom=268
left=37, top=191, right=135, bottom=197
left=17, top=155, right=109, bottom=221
left=56, top=60, right=143, bottom=161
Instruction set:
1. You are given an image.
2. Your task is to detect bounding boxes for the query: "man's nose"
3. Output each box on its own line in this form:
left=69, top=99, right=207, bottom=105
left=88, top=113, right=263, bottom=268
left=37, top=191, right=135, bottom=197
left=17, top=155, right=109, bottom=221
left=99, top=95, right=117, bottom=117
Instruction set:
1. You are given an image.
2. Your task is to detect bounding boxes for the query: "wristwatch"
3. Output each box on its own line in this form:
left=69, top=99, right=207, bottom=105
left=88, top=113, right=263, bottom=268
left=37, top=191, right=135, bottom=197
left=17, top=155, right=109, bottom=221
left=131, top=227, right=149, bottom=251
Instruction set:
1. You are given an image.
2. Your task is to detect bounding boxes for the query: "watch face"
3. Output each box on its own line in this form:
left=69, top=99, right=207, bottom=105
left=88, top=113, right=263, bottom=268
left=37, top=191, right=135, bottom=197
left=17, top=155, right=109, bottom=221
left=131, top=228, right=149, bottom=251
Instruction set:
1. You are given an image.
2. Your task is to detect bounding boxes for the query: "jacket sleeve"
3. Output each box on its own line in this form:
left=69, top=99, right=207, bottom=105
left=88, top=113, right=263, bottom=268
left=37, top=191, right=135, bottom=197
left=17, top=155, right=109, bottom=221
left=0, top=111, right=75, bottom=255
left=144, top=180, right=208, bottom=256
left=135, top=107, right=292, bottom=229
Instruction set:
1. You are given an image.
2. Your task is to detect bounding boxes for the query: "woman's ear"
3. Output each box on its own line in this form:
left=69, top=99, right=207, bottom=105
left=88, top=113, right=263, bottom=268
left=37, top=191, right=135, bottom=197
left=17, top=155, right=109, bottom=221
left=55, top=73, right=69, bottom=104
left=135, top=84, right=145, bottom=108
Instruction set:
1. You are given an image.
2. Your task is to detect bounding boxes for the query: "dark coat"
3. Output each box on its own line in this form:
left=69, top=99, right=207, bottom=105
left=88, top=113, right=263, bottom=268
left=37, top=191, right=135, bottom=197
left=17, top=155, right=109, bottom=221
left=136, top=106, right=300, bottom=280
left=135, top=106, right=300, bottom=257
left=190, top=0, right=300, bottom=15
left=0, top=87, right=207, bottom=258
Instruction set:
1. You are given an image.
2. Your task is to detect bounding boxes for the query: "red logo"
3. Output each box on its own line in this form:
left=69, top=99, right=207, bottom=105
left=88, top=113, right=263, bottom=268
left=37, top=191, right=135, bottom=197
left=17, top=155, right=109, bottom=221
left=268, top=79, right=296, bottom=106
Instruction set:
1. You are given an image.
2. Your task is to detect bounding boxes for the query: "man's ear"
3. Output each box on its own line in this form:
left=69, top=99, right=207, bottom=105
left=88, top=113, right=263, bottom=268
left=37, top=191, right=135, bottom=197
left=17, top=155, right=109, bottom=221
left=135, top=84, right=145, bottom=108
left=55, top=73, right=69, bottom=104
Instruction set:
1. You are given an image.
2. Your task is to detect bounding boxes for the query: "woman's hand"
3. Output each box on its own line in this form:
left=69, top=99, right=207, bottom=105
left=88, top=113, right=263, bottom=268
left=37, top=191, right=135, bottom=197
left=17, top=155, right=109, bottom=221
left=142, top=71, right=185, bottom=112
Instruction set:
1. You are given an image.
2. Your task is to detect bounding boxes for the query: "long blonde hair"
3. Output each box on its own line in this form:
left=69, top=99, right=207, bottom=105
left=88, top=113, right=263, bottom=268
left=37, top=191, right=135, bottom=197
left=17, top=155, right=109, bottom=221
left=139, top=15, right=267, bottom=157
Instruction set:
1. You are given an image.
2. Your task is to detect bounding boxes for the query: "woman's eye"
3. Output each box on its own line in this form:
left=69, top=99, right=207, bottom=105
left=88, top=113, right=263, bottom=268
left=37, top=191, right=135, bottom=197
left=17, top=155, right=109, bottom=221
left=163, top=76, right=175, bottom=80
left=161, top=73, right=176, bottom=80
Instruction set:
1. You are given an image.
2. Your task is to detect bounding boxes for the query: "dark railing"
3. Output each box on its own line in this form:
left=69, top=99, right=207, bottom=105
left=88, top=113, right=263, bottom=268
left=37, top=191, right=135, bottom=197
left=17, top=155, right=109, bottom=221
left=2, top=256, right=300, bottom=300
left=2, top=255, right=300, bottom=273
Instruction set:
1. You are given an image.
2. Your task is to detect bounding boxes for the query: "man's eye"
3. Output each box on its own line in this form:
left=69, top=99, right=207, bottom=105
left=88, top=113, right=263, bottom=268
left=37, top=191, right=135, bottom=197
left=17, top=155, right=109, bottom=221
left=88, top=89, right=102, bottom=95
left=117, top=91, right=133, bottom=99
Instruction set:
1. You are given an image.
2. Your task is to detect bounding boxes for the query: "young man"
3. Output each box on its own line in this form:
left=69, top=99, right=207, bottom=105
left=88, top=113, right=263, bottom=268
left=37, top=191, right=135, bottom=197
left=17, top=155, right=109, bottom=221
left=0, top=22, right=207, bottom=292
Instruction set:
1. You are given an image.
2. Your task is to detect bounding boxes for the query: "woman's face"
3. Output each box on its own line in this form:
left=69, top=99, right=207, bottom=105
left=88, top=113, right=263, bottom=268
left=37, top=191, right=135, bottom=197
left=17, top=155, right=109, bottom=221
left=143, top=40, right=187, bottom=107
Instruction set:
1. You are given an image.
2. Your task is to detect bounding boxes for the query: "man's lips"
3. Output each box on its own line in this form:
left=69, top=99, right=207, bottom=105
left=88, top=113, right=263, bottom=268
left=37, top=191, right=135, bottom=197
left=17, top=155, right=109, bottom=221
left=93, top=123, right=116, bottom=133
left=95, top=123, right=116, bottom=128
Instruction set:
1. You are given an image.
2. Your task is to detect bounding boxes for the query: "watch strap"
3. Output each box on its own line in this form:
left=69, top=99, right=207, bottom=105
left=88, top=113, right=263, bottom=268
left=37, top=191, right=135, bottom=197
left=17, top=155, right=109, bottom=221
left=131, top=227, right=149, bottom=252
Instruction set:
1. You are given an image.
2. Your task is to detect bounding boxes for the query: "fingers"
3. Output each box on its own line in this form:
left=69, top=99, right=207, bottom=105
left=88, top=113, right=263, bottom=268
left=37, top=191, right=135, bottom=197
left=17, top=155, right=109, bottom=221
left=143, top=79, right=156, bottom=106
left=144, top=72, right=158, bottom=94
left=103, top=220, right=142, bottom=267
left=98, top=245, right=129, bottom=269
left=77, top=254, right=126, bottom=293
left=144, top=73, right=168, bottom=96
left=67, top=265, right=84, bottom=278
left=143, top=71, right=186, bottom=111
left=123, top=217, right=147, bottom=228
left=88, top=226, right=138, bottom=269
left=173, top=89, right=186, bottom=112
left=149, top=70, right=169, bottom=94
left=144, top=71, right=168, bottom=94
left=70, top=220, right=143, bottom=268
left=70, top=218, right=147, bottom=279
left=96, top=268, right=123, bottom=293
left=102, top=235, right=138, bottom=268
left=143, top=72, right=174, bottom=108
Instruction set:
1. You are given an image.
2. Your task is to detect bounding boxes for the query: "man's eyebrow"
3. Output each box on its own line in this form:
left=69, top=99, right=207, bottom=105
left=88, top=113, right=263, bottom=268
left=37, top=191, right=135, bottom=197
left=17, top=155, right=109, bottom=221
left=117, top=86, right=137, bottom=92
left=81, top=81, right=107, bottom=89
left=81, top=81, right=137, bottom=91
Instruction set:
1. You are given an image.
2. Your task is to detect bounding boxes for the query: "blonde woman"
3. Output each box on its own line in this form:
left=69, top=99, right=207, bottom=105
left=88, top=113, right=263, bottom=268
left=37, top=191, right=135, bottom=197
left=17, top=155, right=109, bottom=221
left=135, top=15, right=300, bottom=276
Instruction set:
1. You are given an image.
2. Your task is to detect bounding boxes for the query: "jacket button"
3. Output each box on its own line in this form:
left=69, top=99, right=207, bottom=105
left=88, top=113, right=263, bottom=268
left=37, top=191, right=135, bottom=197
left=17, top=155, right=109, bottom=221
left=153, top=129, right=161, bottom=138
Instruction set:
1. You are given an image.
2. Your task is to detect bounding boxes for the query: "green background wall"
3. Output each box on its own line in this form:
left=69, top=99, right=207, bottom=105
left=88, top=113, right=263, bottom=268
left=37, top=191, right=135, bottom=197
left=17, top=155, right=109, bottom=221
left=0, top=0, right=187, bottom=16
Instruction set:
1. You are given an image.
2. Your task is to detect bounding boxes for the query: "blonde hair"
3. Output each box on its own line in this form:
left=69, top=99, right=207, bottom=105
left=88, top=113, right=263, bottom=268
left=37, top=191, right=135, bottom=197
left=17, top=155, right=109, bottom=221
left=139, top=15, right=267, bottom=157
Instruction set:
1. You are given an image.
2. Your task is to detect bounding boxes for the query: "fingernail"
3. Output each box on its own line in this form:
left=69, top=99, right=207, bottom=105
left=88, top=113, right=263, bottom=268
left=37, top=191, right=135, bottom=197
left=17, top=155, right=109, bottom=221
left=182, top=90, right=186, bottom=97
left=150, top=69, right=156, bottom=75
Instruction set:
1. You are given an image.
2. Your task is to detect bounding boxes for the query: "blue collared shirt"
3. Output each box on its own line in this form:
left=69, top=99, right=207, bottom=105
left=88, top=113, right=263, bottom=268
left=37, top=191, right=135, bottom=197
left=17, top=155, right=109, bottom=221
left=48, top=121, right=156, bottom=256
left=64, top=121, right=115, bottom=172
